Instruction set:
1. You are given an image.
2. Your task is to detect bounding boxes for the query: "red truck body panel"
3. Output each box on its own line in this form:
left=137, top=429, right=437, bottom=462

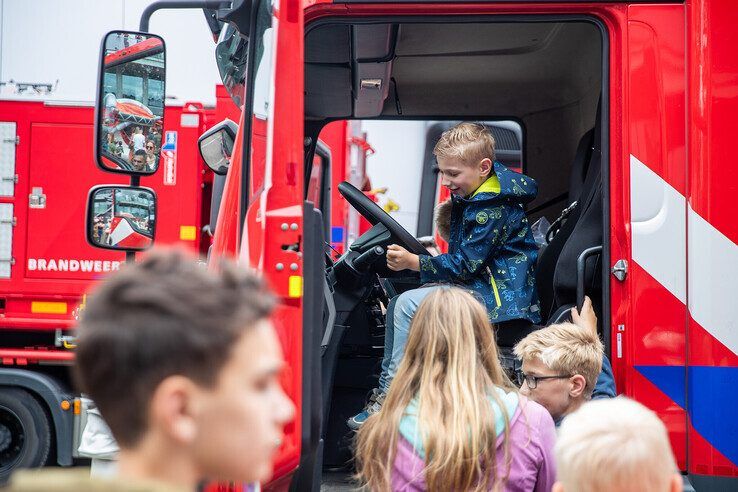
left=0, top=97, right=214, bottom=336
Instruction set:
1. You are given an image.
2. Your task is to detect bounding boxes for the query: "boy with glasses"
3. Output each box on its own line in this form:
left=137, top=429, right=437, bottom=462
left=514, top=321, right=604, bottom=425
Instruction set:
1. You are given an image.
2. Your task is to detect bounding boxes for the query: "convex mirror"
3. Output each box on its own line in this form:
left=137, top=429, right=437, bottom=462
left=198, top=119, right=238, bottom=175
left=96, top=31, right=165, bottom=175
left=87, top=186, right=156, bottom=251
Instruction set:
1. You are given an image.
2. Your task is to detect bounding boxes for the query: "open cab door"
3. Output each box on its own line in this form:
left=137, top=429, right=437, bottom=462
left=232, top=0, right=309, bottom=488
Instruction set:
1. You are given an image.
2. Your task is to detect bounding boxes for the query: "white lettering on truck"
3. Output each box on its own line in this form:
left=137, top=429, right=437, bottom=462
left=27, top=258, right=121, bottom=273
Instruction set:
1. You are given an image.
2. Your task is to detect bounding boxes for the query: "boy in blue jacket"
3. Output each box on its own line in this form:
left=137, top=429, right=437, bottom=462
left=348, top=122, right=541, bottom=429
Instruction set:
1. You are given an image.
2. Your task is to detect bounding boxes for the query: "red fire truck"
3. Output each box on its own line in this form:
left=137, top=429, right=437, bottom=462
left=0, top=92, right=224, bottom=479
left=0, top=76, right=369, bottom=480
left=53, top=0, right=738, bottom=489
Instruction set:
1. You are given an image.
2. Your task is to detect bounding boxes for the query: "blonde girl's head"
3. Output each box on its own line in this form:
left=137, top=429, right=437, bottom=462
left=355, top=287, right=516, bottom=491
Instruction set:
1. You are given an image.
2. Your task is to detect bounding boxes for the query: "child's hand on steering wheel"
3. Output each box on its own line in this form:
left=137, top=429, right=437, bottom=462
left=386, top=244, right=420, bottom=272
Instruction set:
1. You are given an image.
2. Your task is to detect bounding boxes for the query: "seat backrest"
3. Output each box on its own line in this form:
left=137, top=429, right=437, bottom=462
left=568, top=128, right=595, bottom=205
left=536, top=113, right=602, bottom=323
left=553, top=149, right=602, bottom=310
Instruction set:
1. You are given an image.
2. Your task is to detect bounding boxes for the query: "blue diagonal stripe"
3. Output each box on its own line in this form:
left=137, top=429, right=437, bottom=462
left=636, top=365, right=738, bottom=467
left=688, top=366, right=738, bottom=467
left=635, top=365, right=686, bottom=408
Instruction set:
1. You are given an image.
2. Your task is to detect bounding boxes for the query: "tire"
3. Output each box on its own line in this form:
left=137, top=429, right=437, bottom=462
left=0, top=388, right=51, bottom=483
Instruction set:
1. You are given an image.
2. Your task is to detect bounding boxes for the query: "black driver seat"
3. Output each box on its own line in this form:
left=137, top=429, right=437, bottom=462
left=535, top=109, right=603, bottom=324
left=568, top=128, right=596, bottom=205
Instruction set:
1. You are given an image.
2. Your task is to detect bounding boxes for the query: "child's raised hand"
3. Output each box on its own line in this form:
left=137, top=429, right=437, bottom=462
left=571, top=296, right=598, bottom=334
left=386, top=244, right=420, bottom=272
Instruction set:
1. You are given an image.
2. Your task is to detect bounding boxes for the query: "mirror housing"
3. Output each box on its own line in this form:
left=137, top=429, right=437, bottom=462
left=95, top=31, right=166, bottom=176
left=198, top=119, right=238, bottom=175
left=86, top=185, right=157, bottom=251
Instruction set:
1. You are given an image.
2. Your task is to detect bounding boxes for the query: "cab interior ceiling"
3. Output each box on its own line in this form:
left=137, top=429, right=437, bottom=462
left=306, top=20, right=603, bottom=218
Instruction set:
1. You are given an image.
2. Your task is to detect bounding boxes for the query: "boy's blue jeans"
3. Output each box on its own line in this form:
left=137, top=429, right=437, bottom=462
left=378, top=286, right=440, bottom=393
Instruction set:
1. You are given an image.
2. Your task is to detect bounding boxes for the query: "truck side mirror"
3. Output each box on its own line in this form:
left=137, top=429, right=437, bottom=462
left=95, top=31, right=166, bottom=176
left=86, top=185, right=157, bottom=251
left=198, top=119, right=238, bottom=175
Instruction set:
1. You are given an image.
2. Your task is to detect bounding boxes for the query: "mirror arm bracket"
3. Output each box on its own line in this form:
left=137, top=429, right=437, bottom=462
left=140, top=0, right=232, bottom=32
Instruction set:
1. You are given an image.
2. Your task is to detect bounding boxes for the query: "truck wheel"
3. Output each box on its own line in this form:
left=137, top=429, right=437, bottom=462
left=0, top=388, right=51, bottom=483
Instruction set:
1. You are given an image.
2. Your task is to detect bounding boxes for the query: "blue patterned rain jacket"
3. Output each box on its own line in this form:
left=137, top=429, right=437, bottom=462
left=418, top=162, right=541, bottom=324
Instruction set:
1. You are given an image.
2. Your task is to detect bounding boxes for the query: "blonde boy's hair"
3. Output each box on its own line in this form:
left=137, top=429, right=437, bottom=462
left=555, top=397, right=678, bottom=492
left=434, top=122, right=496, bottom=165
left=513, top=322, right=602, bottom=396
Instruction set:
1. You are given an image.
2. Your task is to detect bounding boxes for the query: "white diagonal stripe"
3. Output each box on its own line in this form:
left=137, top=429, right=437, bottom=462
left=631, top=153, right=738, bottom=356
left=110, top=218, right=134, bottom=246
left=630, top=154, right=687, bottom=303
left=688, top=205, right=738, bottom=356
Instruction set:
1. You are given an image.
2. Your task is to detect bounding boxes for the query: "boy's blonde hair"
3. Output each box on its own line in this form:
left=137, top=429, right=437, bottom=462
left=434, top=122, right=496, bottom=165
left=555, top=397, right=678, bottom=492
left=513, top=322, right=602, bottom=396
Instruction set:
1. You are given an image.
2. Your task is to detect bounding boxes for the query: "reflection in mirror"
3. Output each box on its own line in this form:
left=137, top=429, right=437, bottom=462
left=87, top=186, right=156, bottom=251
left=98, top=31, right=165, bottom=174
left=198, top=119, right=238, bottom=175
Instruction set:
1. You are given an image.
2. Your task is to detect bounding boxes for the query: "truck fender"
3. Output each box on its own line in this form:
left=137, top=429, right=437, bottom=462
left=0, top=368, right=75, bottom=466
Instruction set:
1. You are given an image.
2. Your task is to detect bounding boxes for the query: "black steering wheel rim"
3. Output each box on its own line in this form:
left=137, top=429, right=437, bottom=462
left=337, top=181, right=428, bottom=256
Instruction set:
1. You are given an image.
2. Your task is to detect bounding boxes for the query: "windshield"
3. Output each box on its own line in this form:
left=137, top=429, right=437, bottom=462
left=215, top=24, right=248, bottom=107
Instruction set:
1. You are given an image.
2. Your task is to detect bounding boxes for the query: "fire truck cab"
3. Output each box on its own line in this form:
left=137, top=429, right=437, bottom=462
left=84, top=0, right=738, bottom=489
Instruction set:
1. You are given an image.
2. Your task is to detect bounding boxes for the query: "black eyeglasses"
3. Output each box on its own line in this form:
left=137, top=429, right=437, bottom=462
left=516, top=372, right=572, bottom=390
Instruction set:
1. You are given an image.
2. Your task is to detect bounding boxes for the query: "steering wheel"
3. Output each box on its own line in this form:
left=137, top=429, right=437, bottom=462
left=337, top=181, right=428, bottom=256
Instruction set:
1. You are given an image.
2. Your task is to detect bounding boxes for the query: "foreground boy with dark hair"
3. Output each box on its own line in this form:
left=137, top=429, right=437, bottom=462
left=6, top=249, right=294, bottom=491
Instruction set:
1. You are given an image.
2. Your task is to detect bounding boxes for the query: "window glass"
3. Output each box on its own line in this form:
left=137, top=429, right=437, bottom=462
left=147, top=79, right=164, bottom=116
left=307, top=154, right=322, bottom=205
left=215, top=25, right=248, bottom=107
left=121, top=74, right=144, bottom=101
left=103, top=71, right=117, bottom=95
